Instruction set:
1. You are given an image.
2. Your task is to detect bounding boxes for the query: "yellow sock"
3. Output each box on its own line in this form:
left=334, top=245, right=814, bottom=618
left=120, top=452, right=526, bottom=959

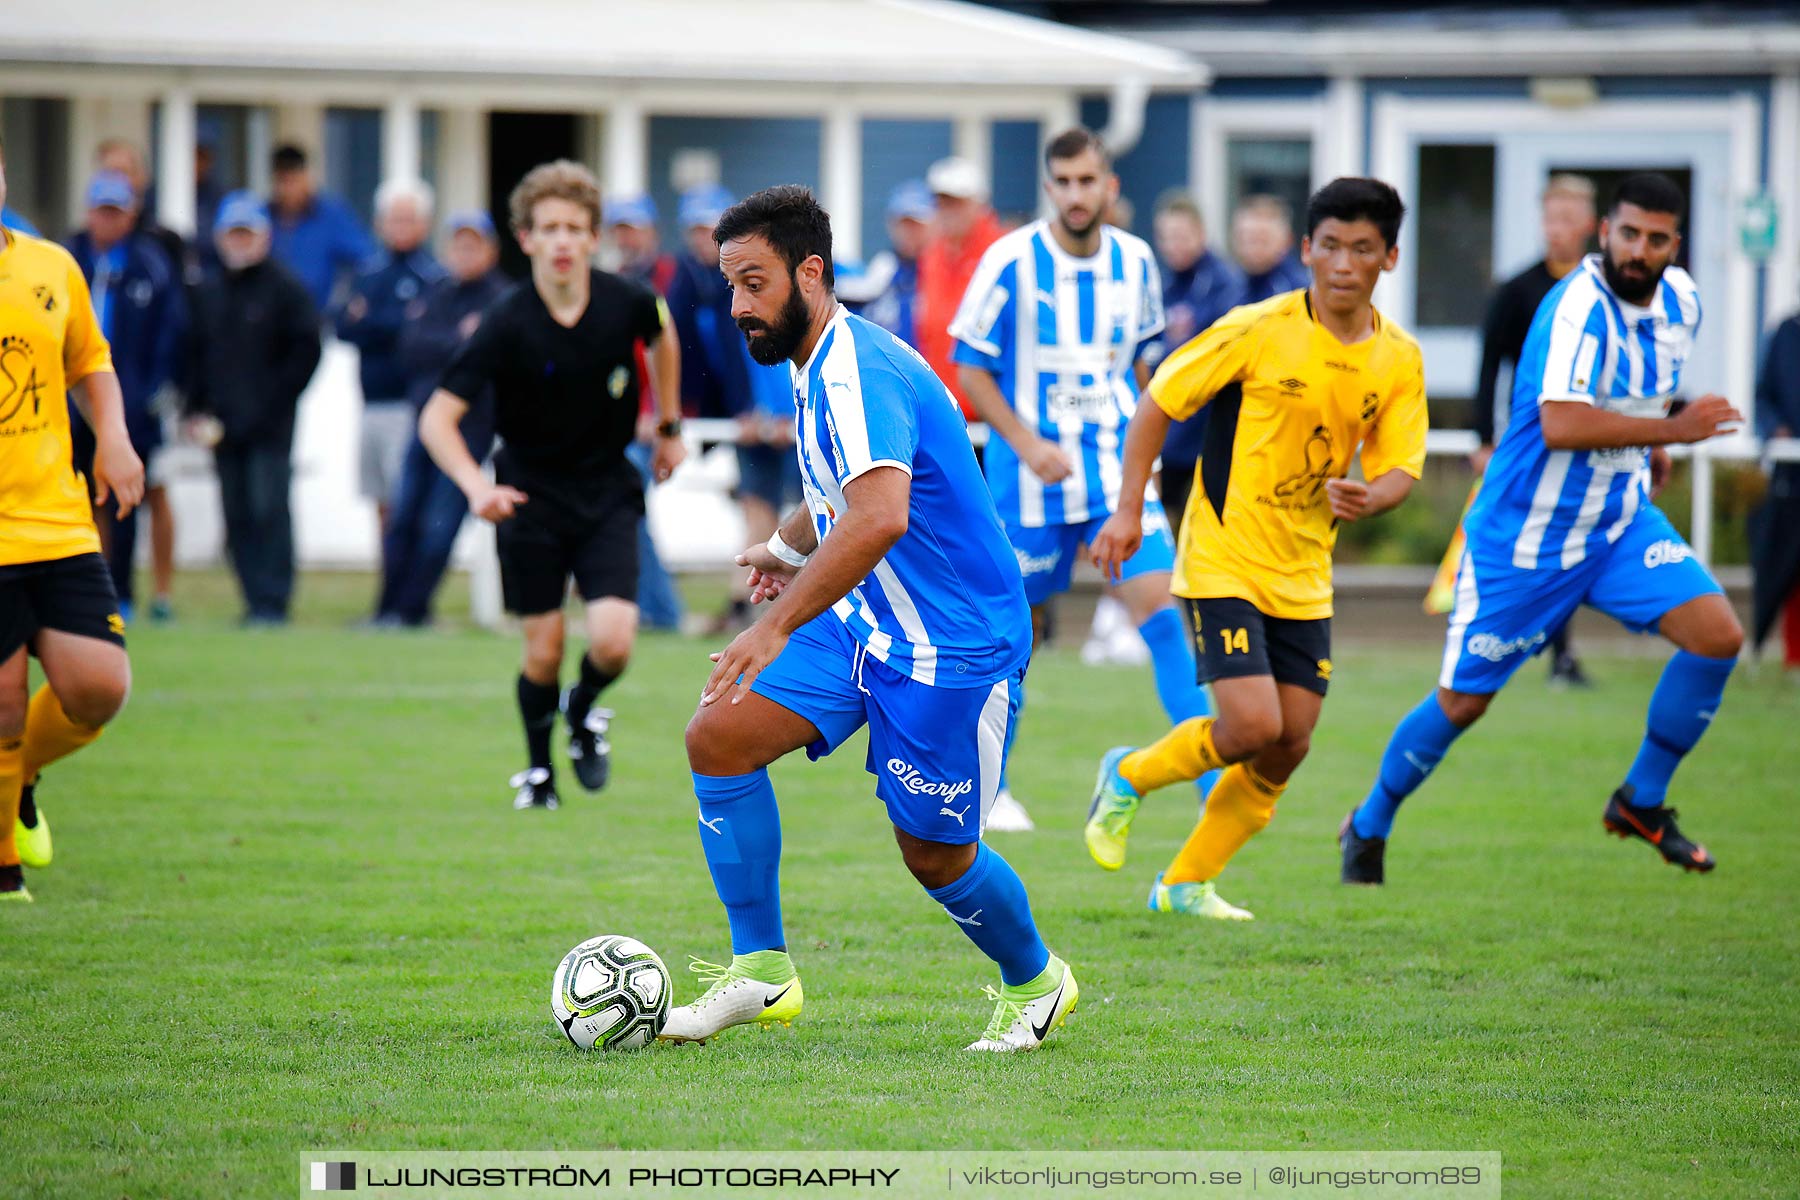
left=0, top=736, right=23, bottom=868
left=22, top=684, right=103, bottom=781
left=1162, top=763, right=1286, bottom=884
left=1120, top=717, right=1226, bottom=794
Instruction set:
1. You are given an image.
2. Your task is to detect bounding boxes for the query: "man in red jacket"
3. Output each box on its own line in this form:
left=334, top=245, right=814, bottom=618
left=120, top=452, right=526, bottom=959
left=916, top=157, right=1002, bottom=420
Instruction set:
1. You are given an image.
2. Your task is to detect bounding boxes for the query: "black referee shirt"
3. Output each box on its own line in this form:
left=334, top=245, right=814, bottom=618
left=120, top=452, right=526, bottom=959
left=441, top=268, right=664, bottom=509
left=1473, top=260, right=1559, bottom=446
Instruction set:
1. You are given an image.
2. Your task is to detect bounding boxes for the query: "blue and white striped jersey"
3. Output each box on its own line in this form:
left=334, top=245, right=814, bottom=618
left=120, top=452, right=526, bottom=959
left=1466, top=253, right=1702, bottom=572
left=793, top=307, right=1032, bottom=688
left=947, top=220, right=1164, bottom=528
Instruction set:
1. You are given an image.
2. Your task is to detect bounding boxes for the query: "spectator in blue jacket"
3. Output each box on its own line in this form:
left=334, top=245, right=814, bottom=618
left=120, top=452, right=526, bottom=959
left=1150, top=190, right=1247, bottom=542
left=373, top=210, right=508, bottom=628
left=269, top=143, right=376, bottom=313
left=1231, top=193, right=1310, bottom=303
left=336, top=178, right=445, bottom=540
left=66, top=171, right=188, bottom=620
left=665, top=185, right=753, bottom=423
left=841, top=180, right=931, bottom=349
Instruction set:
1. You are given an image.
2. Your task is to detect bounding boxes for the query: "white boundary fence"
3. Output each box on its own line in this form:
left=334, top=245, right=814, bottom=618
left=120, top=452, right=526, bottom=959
left=460, top=420, right=1800, bottom=630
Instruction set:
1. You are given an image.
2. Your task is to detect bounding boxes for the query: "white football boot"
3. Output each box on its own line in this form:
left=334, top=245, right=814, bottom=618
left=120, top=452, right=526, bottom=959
left=985, top=788, right=1036, bottom=832
left=965, top=955, right=1078, bottom=1053
left=657, top=953, right=804, bottom=1045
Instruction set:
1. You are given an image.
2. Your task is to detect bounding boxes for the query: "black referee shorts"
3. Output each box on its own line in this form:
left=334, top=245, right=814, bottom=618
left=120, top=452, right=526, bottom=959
left=0, top=552, right=127, bottom=661
left=496, top=493, right=642, bottom=617
left=1186, top=595, right=1332, bottom=696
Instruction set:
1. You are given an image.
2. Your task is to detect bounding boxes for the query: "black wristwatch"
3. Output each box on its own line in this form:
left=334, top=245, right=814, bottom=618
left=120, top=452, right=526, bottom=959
left=655, top=418, right=684, bottom=438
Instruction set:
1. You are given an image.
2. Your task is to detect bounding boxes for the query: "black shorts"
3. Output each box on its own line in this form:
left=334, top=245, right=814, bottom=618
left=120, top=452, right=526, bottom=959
left=496, top=491, right=642, bottom=616
left=1185, top=595, right=1332, bottom=696
left=0, top=553, right=127, bottom=661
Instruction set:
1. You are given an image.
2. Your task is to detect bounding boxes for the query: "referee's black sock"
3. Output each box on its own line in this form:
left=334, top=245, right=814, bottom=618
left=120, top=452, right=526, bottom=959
left=517, top=674, right=560, bottom=773
left=564, top=656, right=622, bottom=730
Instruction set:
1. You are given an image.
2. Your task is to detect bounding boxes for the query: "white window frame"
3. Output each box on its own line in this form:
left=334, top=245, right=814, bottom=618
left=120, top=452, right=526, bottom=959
left=1369, top=92, right=1763, bottom=407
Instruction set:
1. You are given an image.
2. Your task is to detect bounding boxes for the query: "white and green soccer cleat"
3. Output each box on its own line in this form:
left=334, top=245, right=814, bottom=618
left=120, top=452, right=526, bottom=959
left=965, top=955, right=1078, bottom=1053
left=656, top=951, right=803, bottom=1045
left=1083, top=747, right=1140, bottom=871
left=1147, top=872, right=1254, bottom=920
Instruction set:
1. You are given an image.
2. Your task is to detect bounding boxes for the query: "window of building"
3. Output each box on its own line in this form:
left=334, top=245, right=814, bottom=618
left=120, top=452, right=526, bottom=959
left=325, top=106, right=382, bottom=229
left=1225, top=136, right=1311, bottom=231
left=1414, top=142, right=1495, bottom=329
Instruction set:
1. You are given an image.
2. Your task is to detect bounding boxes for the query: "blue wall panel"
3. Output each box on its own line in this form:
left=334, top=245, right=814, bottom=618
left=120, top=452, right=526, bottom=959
left=647, top=115, right=822, bottom=248
left=858, top=118, right=953, bottom=260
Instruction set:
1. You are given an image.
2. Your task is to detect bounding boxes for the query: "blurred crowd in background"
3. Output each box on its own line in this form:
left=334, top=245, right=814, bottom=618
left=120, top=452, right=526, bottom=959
left=6, top=131, right=1800, bottom=669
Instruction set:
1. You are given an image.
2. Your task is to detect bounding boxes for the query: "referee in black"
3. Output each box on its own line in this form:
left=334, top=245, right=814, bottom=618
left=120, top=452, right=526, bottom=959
left=420, top=160, right=685, bottom=810
left=1471, top=172, right=1597, bottom=688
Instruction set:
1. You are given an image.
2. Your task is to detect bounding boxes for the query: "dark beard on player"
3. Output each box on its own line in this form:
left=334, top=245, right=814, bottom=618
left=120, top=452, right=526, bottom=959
left=1057, top=209, right=1102, bottom=242
left=739, top=280, right=811, bottom=366
left=1601, top=247, right=1662, bottom=306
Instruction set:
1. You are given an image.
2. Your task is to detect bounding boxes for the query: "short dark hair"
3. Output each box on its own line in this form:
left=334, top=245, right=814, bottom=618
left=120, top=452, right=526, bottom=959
left=1044, top=127, right=1109, bottom=171
left=1609, top=172, right=1686, bottom=222
left=272, top=143, right=308, bottom=173
left=1305, top=177, right=1406, bottom=249
left=713, top=185, right=835, bottom=289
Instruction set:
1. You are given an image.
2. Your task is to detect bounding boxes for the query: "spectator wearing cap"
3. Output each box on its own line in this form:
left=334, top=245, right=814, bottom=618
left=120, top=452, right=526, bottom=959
left=65, top=170, right=188, bottom=621
left=1230, top=194, right=1309, bottom=303
left=336, top=178, right=446, bottom=548
left=606, top=192, right=684, bottom=632
left=609, top=194, right=676, bottom=295
left=840, top=179, right=932, bottom=349
left=916, top=156, right=1003, bottom=419
left=268, top=143, right=376, bottom=313
left=665, top=184, right=754, bottom=424
left=188, top=190, right=321, bottom=625
left=373, top=210, right=509, bottom=627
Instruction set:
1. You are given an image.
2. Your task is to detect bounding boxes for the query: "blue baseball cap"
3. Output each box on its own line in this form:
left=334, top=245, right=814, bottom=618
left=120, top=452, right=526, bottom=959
left=607, top=193, right=658, bottom=229
left=678, top=184, right=734, bottom=230
left=85, top=170, right=136, bottom=211
left=445, top=208, right=495, bottom=238
left=886, top=180, right=934, bottom=223
left=216, top=189, right=270, bottom=233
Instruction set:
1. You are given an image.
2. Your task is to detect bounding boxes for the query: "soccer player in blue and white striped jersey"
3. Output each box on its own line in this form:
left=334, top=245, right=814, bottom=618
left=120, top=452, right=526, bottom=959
left=1342, top=174, right=1746, bottom=884
left=671, top=187, right=1076, bottom=1052
left=950, top=128, right=1217, bottom=835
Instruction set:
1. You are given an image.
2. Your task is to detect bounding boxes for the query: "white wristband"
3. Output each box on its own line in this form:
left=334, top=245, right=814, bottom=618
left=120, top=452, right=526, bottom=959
left=766, top=531, right=811, bottom=569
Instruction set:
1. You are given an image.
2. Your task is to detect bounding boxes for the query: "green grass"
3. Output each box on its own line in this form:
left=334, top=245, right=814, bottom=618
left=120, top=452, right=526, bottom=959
left=2, top=578, right=1797, bottom=1198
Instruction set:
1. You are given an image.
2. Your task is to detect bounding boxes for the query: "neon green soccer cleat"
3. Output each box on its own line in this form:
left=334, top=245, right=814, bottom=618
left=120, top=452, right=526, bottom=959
left=966, top=955, right=1078, bottom=1053
left=0, top=864, right=31, bottom=903
left=16, top=782, right=51, bottom=869
left=1084, top=747, right=1141, bottom=871
left=657, top=951, right=803, bottom=1045
left=1147, top=872, right=1254, bottom=920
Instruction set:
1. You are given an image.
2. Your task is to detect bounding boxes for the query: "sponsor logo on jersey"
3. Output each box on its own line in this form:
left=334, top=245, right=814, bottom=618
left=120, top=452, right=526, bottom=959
left=885, top=758, right=974, bottom=803
left=1014, top=547, right=1062, bottom=577
left=1466, top=630, right=1547, bottom=662
left=1266, top=424, right=1335, bottom=508
left=1643, top=539, right=1695, bottom=569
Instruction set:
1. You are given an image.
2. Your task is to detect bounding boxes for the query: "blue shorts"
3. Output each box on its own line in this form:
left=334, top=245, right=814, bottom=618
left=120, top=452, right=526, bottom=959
left=1007, top=503, right=1175, bottom=607
left=750, top=612, right=1022, bottom=844
left=735, top=443, right=803, bottom=510
left=1441, top=506, right=1722, bottom=694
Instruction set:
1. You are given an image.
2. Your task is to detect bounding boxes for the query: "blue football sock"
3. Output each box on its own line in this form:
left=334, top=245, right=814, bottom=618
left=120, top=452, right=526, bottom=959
left=692, top=770, right=785, bottom=954
left=925, top=843, right=1050, bottom=986
left=1139, top=606, right=1221, bottom=801
left=1352, top=691, right=1465, bottom=840
left=1623, top=650, right=1736, bottom=809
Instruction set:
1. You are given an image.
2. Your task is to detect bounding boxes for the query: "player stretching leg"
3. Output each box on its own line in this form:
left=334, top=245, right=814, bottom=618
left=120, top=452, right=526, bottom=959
left=951, top=127, right=1217, bottom=841
left=421, top=162, right=684, bottom=810
left=1342, top=174, right=1741, bottom=884
left=667, top=187, right=1075, bottom=1051
left=1089, top=178, right=1427, bottom=920
left=0, top=135, right=144, bottom=901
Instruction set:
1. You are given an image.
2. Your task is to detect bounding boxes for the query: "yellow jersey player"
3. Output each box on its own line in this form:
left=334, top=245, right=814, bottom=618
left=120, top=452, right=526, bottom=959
left=1084, top=177, right=1427, bottom=920
left=0, top=135, right=144, bottom=902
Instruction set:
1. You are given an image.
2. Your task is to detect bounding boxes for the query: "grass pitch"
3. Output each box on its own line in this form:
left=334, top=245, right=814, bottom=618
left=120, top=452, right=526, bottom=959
left=2, top=576, right=1796, bottom=1198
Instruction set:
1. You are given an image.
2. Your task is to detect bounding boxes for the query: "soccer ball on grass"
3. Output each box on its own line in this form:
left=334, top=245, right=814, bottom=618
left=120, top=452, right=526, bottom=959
left=550, top=934, right=670, bottom=1050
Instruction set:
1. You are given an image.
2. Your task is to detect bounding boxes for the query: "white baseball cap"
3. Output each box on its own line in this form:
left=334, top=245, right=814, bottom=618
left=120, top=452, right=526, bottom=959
left=927, top=157, right=986, bottom=201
